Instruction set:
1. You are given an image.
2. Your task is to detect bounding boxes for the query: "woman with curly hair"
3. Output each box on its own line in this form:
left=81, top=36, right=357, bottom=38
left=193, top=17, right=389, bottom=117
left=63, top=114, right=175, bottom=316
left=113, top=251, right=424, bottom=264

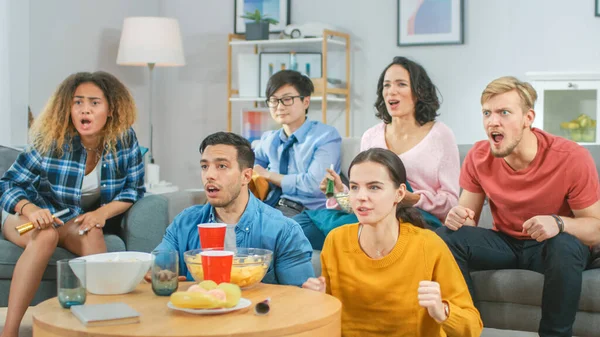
left=0, top=71, right=145, bottom=336
left=294, top=56, right=460, bottom=250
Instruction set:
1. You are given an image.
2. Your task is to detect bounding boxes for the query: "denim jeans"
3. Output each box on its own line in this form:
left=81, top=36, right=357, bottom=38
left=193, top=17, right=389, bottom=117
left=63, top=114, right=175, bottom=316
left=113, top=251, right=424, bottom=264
left=436, top=226, right=590, bottom=337
left=294, top=211, right=326, bottom=250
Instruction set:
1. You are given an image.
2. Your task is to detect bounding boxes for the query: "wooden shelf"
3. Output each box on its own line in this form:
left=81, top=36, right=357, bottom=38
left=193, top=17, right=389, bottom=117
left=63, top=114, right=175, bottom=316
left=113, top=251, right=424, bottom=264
left=227, top=29, right=351, bottom=136
left=229, top=96, right=347, bottom=103
left=229, top=36, right=347, bottom=48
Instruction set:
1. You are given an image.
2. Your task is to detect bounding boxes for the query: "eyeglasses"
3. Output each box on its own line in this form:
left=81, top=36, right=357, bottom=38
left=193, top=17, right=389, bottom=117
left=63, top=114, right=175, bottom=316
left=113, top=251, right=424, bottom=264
left=265, top=96, right=304, bottom=108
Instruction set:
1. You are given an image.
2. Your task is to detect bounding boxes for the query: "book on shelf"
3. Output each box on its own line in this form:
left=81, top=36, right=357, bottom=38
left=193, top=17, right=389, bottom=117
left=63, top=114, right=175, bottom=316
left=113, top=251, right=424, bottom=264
left=70, top=302, right=140, bottom=327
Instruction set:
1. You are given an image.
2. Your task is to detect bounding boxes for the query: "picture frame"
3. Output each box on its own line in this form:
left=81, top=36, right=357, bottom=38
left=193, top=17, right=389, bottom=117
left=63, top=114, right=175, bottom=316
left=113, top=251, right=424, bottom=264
left=234, top=0, right=290, bottom=34
left=397, top=0, right=464, bottom=46
left=596, top=0, right=600, bottom=17
left=258, top=52, right=322, bottom=97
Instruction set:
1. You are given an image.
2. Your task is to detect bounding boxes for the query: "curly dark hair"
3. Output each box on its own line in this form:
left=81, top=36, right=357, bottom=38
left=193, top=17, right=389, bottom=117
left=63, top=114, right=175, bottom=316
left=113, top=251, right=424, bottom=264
left=374, top=57, right=440, bottom=125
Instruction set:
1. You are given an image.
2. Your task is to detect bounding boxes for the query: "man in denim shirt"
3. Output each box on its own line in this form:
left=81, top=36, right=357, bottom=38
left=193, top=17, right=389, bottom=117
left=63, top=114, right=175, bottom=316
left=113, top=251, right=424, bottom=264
left=154, top=132, right=314, bottom=286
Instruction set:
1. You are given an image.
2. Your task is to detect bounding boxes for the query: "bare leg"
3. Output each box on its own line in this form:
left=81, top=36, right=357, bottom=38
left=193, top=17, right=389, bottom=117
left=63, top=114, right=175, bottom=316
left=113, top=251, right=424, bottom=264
left=1, top=214, right=59, bottom=337
left=58, top=220, right=106, bottom=256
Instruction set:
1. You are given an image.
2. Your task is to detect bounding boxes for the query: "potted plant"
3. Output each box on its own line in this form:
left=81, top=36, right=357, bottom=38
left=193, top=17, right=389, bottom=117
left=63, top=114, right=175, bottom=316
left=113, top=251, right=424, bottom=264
left=240, top=9, right=279, bottom=41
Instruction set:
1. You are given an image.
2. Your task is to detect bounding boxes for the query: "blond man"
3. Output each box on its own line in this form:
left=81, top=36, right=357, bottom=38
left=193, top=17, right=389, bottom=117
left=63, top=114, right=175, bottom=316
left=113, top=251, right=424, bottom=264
left=436, top=76, right=600, bottom=337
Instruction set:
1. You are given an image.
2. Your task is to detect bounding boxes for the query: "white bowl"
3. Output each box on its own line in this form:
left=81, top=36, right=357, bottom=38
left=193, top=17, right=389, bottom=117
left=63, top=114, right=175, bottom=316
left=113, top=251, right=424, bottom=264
left=70, top=252, right=152, bottom=295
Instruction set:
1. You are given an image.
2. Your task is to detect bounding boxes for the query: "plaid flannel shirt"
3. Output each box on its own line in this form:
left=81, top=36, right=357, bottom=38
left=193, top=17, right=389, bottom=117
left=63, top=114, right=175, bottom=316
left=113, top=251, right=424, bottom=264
left=0, top=128, right=145, bottom=223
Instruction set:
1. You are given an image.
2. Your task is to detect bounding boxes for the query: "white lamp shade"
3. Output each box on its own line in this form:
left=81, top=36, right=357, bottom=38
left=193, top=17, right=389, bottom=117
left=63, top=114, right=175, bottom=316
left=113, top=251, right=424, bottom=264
left=117, top=17, right=185, bottom=67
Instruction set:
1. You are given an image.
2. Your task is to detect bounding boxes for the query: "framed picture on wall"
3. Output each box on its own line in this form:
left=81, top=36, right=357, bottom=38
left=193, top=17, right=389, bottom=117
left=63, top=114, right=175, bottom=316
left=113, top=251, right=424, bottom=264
left=234, top=0, right=290, bottom=34
left=397, top=0, right=464, bottom=46
left=596, top=0, right=600, bottom=17
left=258, top=52, right=322, bottom=97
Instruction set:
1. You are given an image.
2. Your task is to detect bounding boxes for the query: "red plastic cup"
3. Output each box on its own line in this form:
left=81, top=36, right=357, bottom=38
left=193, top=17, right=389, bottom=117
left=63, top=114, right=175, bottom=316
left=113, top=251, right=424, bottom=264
left=197, top=223, right=227, bottom=250
left=201, top=250, right=234, bottom=284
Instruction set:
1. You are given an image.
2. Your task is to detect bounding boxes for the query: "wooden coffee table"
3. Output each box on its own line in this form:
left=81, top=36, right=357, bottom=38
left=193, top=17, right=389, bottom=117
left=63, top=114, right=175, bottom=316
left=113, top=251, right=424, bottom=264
left=31, top=282, right=341, bottom=337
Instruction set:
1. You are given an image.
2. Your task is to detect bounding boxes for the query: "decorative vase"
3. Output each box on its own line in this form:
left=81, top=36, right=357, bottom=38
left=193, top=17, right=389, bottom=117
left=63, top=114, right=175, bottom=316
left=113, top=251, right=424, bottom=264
left=245, top=22, right=269, bottom=40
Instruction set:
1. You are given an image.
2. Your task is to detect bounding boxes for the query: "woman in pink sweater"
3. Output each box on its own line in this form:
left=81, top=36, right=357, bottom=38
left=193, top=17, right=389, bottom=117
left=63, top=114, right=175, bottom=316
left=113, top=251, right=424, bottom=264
left=293, top=56, right=460, bottom=249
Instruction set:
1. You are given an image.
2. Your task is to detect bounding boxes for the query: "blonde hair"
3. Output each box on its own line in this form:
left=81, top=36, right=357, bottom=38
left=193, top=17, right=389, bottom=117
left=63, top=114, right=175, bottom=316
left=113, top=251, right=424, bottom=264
left=29, top=71, right=137, bottom=157
left=481, top=76, right=537, bottom=112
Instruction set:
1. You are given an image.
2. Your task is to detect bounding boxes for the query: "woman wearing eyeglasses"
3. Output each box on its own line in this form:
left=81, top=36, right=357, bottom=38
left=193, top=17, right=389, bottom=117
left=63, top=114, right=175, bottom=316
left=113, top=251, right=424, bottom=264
left=252, top=70, right=342, bottom=217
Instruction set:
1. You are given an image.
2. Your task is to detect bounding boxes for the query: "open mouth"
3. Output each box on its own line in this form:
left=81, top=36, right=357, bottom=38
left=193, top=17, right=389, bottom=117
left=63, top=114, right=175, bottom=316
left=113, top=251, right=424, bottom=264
left=388, top=100, right=400, bottom=109
left=79, top=118, right=92, bottom=130
left=205, top=184, right=221, bottom=196
left=355, top=206, right=371, bottom=215
left=490, top=131, right=504, bottom=144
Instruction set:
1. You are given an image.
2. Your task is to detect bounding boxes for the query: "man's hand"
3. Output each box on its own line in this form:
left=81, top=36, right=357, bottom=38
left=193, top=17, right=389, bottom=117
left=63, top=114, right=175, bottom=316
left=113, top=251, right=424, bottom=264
left=253, top=164, right=270, bottom=179
left=522, top=216, right=560, bottom=242
left=143, top=271, right=187, bottom=283
left=319, top=169, right=344, bottom=195
left=418, top=281, right=448, bottom=324
left=75, top=210, right=107, bottom=234
left=444, top=206, right=475, bottom=231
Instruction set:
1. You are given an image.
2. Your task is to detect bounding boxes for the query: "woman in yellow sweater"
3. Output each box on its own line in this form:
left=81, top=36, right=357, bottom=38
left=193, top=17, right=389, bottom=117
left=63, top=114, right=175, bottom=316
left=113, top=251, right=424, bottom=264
left=302, top=148, right=482, bottom=337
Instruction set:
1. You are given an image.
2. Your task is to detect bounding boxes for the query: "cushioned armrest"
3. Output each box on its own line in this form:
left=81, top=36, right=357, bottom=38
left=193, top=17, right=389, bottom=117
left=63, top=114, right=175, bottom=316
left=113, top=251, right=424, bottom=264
left=120, top=191, right=208, bottom=252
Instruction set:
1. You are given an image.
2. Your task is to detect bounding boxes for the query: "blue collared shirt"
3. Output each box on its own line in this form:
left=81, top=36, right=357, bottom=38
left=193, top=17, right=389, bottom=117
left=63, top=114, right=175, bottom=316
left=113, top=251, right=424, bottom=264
left=0, top=128, right=145, bottom=222
left=254, top=119, right=342, bottom=209
left=154, top=193, right=315, bottom=286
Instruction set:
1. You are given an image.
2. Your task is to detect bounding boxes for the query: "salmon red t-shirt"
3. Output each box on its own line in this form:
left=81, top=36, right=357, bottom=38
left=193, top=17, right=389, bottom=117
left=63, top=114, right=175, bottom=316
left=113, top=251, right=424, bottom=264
left=460, top=128, right=600, bottom=239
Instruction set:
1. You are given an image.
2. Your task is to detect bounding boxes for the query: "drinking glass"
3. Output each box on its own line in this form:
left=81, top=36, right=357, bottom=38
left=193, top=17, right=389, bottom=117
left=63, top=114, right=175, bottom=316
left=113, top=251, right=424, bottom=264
left=57, top=259, right=86, bottom=308
left=151, top=250, right=179, bottom=296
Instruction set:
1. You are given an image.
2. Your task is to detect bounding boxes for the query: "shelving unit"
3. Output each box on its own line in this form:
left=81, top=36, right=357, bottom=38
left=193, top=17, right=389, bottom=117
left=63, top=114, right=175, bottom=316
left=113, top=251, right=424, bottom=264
left=227, top=29, right=351, bottom=136
left=526, top=72, right=600, bottom=145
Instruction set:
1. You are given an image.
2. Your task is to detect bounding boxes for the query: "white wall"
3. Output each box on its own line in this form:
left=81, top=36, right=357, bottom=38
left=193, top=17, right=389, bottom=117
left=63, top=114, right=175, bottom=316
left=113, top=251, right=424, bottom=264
left=28, top=0, right=161, bottom=151
left=0, top=0, right=10, bottom=145
left=0, top=0, right=29, bottom=147
left=155, top=0, right=600, bottom=189
left=8, top=0, right=29, bottom=146
left=18, top=0, right=600, bottom=188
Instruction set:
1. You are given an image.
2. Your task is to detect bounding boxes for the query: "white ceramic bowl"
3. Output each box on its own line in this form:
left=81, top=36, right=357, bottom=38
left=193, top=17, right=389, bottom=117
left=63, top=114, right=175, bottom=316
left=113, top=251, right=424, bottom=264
left=71, top=251, right=152, bottom=295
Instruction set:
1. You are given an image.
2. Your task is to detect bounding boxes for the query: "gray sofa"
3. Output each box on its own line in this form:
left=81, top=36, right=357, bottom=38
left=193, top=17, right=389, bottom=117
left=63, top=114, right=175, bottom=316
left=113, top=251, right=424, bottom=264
left=143, top=137, right=599, bottom=335
left=0, top=145, right=169, bottom=306
left=311, top=138, right=600, bottom=336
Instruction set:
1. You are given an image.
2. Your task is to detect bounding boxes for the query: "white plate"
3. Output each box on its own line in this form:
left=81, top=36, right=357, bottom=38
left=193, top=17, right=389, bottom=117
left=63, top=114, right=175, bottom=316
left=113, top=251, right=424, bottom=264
left=167, top=298, right=252, bottom=315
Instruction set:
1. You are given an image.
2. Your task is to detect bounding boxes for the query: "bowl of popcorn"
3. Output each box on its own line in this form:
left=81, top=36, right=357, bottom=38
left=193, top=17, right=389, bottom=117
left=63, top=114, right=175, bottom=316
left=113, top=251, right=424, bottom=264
left=71, top=251, right=152, bottom=295
left=184, top=248, right=272, bottom=289
left=334, top=192, right=353, bottom=213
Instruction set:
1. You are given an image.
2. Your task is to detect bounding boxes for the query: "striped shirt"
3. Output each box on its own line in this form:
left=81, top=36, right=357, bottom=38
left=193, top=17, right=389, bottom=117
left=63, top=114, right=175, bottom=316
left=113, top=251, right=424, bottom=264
left=0, top=128, right=145, bottom=223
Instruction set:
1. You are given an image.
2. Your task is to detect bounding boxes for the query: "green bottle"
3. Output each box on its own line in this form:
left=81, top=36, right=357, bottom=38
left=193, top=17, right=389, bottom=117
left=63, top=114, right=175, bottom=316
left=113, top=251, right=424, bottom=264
left=326, top=164, right=335, bottom=198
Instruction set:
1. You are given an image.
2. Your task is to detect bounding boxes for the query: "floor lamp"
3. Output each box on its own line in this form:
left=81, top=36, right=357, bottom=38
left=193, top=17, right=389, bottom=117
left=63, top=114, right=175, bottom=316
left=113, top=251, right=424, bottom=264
left=117, top=17, right=185, bottom=184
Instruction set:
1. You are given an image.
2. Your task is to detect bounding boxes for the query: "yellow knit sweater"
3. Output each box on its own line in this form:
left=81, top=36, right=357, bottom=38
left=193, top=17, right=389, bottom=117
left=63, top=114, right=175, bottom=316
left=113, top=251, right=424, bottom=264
left=321, top=222, right=483, bottom=337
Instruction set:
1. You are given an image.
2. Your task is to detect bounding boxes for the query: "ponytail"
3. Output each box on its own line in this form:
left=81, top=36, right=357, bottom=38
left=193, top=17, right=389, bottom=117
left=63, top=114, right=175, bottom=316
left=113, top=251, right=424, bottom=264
left=396, top=205, right=426, bottom=228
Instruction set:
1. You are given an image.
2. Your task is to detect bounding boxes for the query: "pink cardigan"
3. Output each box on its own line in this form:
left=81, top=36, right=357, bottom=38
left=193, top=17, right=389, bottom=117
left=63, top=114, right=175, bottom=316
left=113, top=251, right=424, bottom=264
left=329, top=122, right=460, bottom=221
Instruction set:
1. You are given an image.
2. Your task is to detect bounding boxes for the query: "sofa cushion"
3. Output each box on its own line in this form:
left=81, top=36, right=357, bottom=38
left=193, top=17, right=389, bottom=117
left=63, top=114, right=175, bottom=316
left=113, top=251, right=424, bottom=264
left=471, top=269, right=600, bottom=312
left=0, top=145, right=21, bottom=179
left=0, top=234, right=125, bottom=280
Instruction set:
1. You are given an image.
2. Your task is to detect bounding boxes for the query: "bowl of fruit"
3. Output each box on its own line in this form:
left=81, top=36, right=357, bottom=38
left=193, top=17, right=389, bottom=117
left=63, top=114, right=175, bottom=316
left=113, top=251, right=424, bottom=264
left=168, top=281, right=251, bottom=314
left=184, top=248, right=272, bottom=289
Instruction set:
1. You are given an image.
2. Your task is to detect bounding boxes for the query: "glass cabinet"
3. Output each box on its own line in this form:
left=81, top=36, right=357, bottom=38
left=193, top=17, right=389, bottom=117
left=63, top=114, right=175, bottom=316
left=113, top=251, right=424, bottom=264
left=527, top=72, right=600, bottom=144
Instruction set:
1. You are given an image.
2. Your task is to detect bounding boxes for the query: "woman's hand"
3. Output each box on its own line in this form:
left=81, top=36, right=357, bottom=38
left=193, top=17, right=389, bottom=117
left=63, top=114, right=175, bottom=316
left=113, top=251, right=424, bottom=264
left=319, top=169, right=344, bottom=195
left=75, top=210, right=107, bottom=234
left=302, top=276, right=326, bottom=293
left=398, top=191, right=421, bottom=207
left=418, top=281, right=448, bottom=323
left=24, top=205, right=63, bottom=230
